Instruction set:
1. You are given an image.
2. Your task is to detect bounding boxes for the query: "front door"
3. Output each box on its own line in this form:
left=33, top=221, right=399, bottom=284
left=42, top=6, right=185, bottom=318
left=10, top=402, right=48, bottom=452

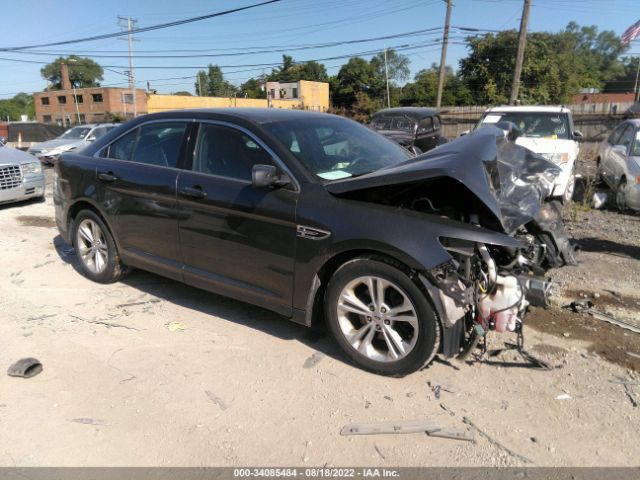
left=96, top=120, right=190, bottom=280
left=177, top=122, right=298, bottom=315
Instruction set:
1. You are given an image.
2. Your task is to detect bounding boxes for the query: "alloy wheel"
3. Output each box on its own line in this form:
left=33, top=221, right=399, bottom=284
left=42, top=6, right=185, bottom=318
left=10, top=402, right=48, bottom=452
left=336, top=275, right=419, bottom=362
left=76, top=218, right=109, bottom=274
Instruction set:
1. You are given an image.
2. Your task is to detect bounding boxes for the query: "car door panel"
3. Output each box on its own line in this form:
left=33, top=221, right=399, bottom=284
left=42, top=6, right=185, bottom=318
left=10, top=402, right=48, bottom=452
left=177, top=122, right=298, bottom=315
left=94, top=121, right=190, bottom=280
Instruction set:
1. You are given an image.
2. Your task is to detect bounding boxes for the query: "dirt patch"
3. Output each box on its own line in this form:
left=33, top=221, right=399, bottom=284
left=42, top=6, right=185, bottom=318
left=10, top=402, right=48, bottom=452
left=527, top=306, right=640, bottom=372
left=15, top=215, right=56, bottom=228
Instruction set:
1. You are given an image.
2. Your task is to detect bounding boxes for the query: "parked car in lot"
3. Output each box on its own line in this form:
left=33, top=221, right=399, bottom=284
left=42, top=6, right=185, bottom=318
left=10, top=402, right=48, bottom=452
left=369, top=107, right=446, bottom=155
left=0, top=147, right=45, bottom=204
left=28, top=123, right=119, bottom=165
left=474, top=106, right=582, bottom=204
left=55, top=109, right=560, bottom=376
left=596, top=119, right=640, bottom=212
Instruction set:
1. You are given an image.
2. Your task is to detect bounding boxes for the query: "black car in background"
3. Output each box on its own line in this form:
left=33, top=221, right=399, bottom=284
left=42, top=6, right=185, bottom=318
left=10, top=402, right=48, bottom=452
left=54, top=108, right=550, bottom=376
left=369, top=107, right=446, bottom=154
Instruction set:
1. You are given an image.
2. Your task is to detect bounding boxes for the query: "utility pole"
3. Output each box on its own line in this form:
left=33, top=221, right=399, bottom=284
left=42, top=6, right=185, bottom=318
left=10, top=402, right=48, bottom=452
left=633, top=57, right=640, bottom=103
left=436, top=0, right=452, bottom=109
left=384, top=47, right=391, bottom=109
left=118, top=16, right=138, bottom=117
left=510, top=0, right=531, bottom=105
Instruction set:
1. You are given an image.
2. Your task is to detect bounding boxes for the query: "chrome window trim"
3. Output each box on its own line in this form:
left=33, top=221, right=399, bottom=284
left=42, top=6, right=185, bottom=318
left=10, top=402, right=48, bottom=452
left=193, top=119, right=301, bottom=192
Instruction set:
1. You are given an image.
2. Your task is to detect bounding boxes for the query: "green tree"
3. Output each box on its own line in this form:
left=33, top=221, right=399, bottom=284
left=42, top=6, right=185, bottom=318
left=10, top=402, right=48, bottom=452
left=195, top=65, right=237, bottom=97
left=268, top=55, right=329, bottom=82
left=333, top=57, right=381, bottom=108
left=239, top=78, right=265, bottom=98
left=40, top=55, right=103, bottom=89
left=0, top=93, right=35, bottom=121
left=605, top=56, right=640, bottom=92
left=171, top=91, right=193, bottom=96
left=458, top=23, right=628, bottom=105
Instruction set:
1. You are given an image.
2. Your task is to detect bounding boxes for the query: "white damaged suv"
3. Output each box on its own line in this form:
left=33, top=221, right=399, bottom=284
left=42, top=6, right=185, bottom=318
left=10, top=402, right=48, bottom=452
left=476, top=106, right=581, bottom=204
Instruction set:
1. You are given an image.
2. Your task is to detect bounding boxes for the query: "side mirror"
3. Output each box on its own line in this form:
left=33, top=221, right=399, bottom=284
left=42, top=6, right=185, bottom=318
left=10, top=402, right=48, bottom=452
left=0, top=137, right=6, bottom=146
left=573, top=130, right=583, bottom=140
left=252, top=164, right=290, bottom=188
left=612, top=144, right=628, bottom=155
left=86, top=135, right=96, bottom=142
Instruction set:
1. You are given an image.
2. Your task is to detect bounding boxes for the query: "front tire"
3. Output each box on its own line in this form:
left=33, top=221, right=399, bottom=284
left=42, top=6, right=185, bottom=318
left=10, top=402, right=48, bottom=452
left=72, top=210, right=127, bottom=283
left=325, top=258, right=440, bottom=376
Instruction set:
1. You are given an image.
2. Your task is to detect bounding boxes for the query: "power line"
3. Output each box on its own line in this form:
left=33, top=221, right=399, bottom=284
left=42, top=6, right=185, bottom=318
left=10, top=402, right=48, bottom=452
left=0, top=0, right=281, bottom=52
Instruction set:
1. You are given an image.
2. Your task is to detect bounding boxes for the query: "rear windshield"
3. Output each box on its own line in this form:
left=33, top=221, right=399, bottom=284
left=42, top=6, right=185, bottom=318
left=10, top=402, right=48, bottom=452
left=369, top=115, right=418, bottom=132
left=60, top=127, right=92, bottom=140
left=478, top=112, right=571, bottom=139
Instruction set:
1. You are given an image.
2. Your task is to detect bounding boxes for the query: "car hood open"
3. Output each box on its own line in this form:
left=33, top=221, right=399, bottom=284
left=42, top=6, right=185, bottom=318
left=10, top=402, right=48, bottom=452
left=326, top=126, right=561, bottom=234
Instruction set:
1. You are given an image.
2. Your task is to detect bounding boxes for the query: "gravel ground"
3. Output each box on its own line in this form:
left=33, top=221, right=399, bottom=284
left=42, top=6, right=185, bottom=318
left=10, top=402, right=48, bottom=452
left=0, top=168, right=638, bottom=467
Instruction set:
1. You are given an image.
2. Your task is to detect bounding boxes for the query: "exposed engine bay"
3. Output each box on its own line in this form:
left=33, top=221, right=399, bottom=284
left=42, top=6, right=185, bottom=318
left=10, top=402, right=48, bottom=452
left=327, top=126, right=576, bottom=359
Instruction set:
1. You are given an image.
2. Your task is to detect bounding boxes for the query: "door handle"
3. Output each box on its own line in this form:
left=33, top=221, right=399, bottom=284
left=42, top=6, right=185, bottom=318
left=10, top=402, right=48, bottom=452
left=98, top=171, right=117, bottom=182
left=180, top=186, right=207, bottom=199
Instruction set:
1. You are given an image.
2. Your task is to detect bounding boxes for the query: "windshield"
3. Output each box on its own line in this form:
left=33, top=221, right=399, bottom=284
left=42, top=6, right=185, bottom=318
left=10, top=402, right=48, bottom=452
left=369, top=114, right=417, bottom=132
left=478, top=112, right=571, bottom=139
left=264, top=116, right=411, bottom=180
left=60, top=127, right=92, bottom=140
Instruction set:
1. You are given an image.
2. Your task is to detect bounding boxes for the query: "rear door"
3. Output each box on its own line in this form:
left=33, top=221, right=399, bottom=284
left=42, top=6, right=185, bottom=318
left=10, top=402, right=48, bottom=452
left=95, top=120, right=191, bottom=280
left=610, top=123, right=634, bottom=185
left=176, top=121, right=298, bottom=315
left=602, top=123, right=628, bottom=185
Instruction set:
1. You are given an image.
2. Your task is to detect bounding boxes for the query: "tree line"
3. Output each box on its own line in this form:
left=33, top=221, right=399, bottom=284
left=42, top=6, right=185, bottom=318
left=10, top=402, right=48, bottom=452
left=1, top=22, right=634, bottom=122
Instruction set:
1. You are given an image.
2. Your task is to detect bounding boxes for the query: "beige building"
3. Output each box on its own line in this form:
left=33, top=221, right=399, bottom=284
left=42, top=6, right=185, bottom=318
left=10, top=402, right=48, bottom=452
left=148, top=80, right=330, bottom=114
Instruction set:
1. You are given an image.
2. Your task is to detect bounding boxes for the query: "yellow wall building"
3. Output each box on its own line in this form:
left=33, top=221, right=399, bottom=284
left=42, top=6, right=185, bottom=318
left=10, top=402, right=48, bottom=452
left=147, top=80, right=329, bottom=114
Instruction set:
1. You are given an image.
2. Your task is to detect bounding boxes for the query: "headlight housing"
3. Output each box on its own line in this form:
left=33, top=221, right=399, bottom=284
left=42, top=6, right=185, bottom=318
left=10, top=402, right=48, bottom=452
left=540, top=152, right=569, bottom=165
left=22, top=161, right=42, bottom=175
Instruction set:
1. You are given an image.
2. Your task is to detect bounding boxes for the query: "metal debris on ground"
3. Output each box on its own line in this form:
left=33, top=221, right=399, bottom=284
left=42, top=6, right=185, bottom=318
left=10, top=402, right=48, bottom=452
left=341, top=419, right=440, bottom=436
left=592, top=192, right=607, bottom=209
left=340, top=419, right=473, bottom=443
left=569, top=300, right=640, bottom=334
left=556, top=394, right=572, bottom=400
left=205, top=390, right=228, bottom=410
left=613, top=376, right=638, bottom=408
left=7, top=357, right=43, bottom=379
left=426, top=428, right=475, bottom=442
left=462, top=416, right=533, bottom=464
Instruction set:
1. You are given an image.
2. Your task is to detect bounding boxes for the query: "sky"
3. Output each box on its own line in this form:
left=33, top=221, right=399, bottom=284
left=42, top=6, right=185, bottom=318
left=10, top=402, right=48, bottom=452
left=0, top=0, right=639, bottom=99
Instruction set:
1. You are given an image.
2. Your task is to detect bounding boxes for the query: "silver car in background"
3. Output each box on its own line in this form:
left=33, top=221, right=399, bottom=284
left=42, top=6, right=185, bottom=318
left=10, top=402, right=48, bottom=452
left=597, top=119, right=640, bottom=212
left=0, top=147, right=45, bottom=205
left=28, top=123, right=118, bottom=165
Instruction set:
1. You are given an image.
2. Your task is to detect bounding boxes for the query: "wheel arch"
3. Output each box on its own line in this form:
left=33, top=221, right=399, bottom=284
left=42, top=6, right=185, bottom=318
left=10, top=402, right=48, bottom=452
left=67, top=199, right=120, bottom=250
left=305, top=248, right=443, bottom=332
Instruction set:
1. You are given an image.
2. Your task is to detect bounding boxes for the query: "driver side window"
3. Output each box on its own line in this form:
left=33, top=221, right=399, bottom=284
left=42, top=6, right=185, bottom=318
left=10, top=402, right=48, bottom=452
left=616, top=125, right=634, bottom=148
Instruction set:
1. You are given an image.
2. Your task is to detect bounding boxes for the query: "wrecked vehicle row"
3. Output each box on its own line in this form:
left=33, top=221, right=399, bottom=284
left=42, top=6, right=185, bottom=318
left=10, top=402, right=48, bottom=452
left=53, top=108, right=576, bottom=376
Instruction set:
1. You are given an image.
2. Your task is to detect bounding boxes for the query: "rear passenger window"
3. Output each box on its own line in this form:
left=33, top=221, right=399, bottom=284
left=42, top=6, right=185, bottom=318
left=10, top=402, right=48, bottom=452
left=193, top=124, right=274, bottom=181
left=133, top=123, right=187, bottom=168
left=616, top=125, right=634, bottom=147
left=109, top=129, right=138, bottom=161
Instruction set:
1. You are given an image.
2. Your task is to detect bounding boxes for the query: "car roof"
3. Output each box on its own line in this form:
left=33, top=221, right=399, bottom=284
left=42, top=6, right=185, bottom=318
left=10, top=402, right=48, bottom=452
left=371, top=107, right=438, bottom=119
left=144, top=108, right=341, bottom=125
left=484, top=105, right=571, bottom=114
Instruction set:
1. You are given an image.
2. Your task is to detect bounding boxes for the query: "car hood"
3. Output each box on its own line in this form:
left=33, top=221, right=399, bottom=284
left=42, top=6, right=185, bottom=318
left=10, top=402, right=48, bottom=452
left=30, top=138, right=85, bottom=151
left=326, top=126, right=561, bottom=234
left=0, top=147, right=39, bottom=166
left=515, top=137, right=576, bottom=154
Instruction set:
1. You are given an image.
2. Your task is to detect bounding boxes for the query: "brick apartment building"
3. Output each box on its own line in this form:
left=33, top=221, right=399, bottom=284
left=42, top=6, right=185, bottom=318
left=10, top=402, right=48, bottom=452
left=33, top=63, right=146, bottom=126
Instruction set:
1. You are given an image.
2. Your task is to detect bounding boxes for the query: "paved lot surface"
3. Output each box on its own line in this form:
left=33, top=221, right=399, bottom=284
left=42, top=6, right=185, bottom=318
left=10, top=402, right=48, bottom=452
left=0, top=169, right=638, bottom=467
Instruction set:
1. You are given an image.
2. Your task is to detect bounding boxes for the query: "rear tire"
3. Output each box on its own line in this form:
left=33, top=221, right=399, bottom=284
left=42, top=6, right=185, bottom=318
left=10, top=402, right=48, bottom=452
left=325, top=257, right=440, bottom=376
left=72, top=210, right=127, bottom=283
